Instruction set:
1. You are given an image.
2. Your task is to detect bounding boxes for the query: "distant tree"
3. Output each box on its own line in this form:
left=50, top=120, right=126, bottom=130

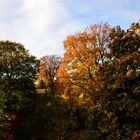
left=36, top=55, right=61, bottom=94
left=0, top=41, right=38, bottom=139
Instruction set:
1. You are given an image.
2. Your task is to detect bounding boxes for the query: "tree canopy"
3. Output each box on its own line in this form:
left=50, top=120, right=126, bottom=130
left=0, top=41, right=38, bottom=139
left=0, top=22, right=140, bottom=140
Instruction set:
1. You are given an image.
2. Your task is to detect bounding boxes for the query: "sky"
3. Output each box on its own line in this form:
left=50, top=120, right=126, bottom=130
left=0, top=0, right=139, bottom=58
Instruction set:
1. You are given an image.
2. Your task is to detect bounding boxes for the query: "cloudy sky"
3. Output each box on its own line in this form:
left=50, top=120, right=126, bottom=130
left=0, top=0, right=139, bottom=58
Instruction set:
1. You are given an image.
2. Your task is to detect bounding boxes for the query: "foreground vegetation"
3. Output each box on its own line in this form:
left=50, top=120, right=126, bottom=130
left=0, top=22, right=140, bottom=140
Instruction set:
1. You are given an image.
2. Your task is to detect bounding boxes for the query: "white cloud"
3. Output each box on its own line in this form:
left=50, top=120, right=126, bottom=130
left=0, top=0, right=85, bottom=58
left=20, top=0, right=70, bottom=33
left=0, top=0, right=139, bottom=58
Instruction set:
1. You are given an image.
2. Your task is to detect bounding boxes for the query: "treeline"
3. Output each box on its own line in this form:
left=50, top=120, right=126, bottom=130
left=0, top=22, right=140, bottom=140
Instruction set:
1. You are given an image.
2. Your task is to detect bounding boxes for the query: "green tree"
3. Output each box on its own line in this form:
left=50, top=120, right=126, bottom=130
left=0, top=41, right=38, bottom=139
left=91, top=23, right=140, bottom=139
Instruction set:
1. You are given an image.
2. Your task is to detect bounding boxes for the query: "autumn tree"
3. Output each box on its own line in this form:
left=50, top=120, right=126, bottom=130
left=56, top=23, right=111, bottom=134
left=36, top=55, right=61, bottom=94
left=57, top=23, right=111, bottom=107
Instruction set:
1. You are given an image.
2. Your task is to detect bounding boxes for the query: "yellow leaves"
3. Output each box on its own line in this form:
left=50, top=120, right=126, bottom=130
left=59, top=23, right=111, bottom=107
left=63, top=35, right=75, bottom=50
left=116, top=55, right=132, bottom=66
left=107, top=111, right=114, bottom=118
left=36, top=63, right=47, bottom=79
left=63, top=23, right=110, bottom=56
left=57, top=63, right=68, bottom=80
left=79, top=93, right=84, bottom=99
left=67, top=35, right=75, bottom=41
left=95, top=47, right=104, bottom=52
left=110, top=37, right=119, bottom=44
left=122, top=34, right=130, bottom=40
left=126, top=70, right=135, bottom=78
left=61, top=94, right=69, bottom=100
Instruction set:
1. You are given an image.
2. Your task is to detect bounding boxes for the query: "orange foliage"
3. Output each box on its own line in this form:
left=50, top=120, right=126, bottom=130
left=57, top=23, right=111, bottom=106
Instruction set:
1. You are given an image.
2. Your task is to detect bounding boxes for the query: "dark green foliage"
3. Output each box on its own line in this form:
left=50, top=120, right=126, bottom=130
left=0, top=41, right=38, bottom=139
left=90, top=22, right=140, bottom=139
